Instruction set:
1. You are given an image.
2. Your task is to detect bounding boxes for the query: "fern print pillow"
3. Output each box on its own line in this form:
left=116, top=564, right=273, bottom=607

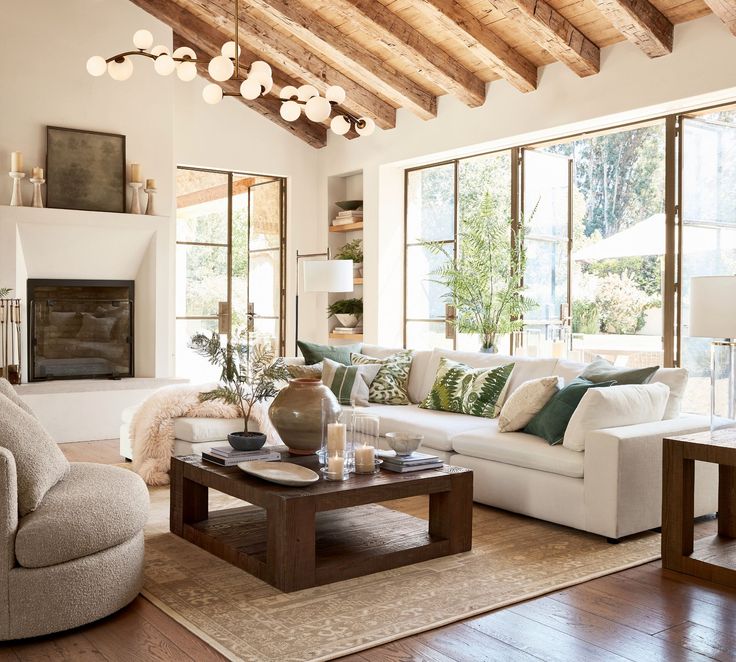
left=419, top=357, right=514, bottom=418
left=350, top=350, right=414, bottom=405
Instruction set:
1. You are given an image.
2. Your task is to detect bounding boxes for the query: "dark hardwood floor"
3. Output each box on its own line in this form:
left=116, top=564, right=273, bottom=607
left=2, top=439, right=734, bottom=661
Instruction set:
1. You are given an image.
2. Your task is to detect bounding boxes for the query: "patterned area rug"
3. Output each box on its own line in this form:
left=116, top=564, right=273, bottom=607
left=142, top=486, right=660, bottom=662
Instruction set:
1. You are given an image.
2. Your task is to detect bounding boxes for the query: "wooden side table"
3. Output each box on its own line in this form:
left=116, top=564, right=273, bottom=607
left=662, top=430, right=736, bottom=587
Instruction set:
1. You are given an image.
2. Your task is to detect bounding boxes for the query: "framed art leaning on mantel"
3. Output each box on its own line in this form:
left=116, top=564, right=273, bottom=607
left=46, top=125, right=126, bottom=213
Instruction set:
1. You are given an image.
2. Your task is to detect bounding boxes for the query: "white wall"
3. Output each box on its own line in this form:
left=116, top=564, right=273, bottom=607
left=317, top=14, right=736, bottom=347
left=174, top=82, right=323, bottom=352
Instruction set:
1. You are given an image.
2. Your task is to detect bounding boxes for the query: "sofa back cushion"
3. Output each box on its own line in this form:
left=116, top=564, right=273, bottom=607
left=650, top=367, right=688, bottom=419
left=553, top=359, right=586, bottom=385
left=0, top=393, right=70, bottom=516
left=563, top=382, right=670, bottom=451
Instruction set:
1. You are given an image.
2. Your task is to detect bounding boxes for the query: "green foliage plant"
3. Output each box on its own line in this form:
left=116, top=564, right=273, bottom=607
left=595, top=272, right=652, bottom=334
left=422, top=193, right=534, bottom=352
left=327, top=298, right=363, bottom=318
left=0, top=288, right=12, bottom=299
left=334, top=239, right=363, bottom=263
left=189, top=332, right=289, bottom=434
left=572, top=299, right=601, bottom=334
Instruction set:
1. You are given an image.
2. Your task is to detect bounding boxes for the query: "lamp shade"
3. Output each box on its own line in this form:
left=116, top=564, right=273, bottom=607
left=302, top=260, right=353, bottom=293
left=689, top=275, right=736, bottom=338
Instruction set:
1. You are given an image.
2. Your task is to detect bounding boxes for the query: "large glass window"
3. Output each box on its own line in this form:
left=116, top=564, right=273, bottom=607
left=175, top=168, right=285, bottom=380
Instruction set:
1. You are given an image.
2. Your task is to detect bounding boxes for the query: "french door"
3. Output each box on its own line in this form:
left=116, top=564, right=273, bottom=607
left=175, top=167, right=285, bottom=380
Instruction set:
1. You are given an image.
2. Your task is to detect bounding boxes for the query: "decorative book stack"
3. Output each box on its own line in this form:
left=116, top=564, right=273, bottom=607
left=332, top=209, right=363, bottom=226
left=202, top=445, right=281, bottom=466
left=378, top=450, right=443, bottom=473
left=332, top=326, right=362, bottom=335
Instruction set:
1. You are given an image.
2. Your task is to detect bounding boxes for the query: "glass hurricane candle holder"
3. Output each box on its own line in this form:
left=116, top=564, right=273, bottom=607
left=321, top=449, right=349, bottom=481
left=353, top=414, right=380, bottom=475
left=320, top=398, right=346, bottom=467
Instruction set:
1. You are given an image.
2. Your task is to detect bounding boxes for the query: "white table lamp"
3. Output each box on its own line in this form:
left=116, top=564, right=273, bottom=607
left=689, top=275, right=736, bottom=430
left=294, top=251, right=354, bottom=355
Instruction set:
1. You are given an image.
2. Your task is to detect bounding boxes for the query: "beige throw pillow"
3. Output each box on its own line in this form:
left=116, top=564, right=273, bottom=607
left=286, top=362, right=323, bottom=380
left=0, top=378, right=36, bottom=418
left=498, top=376, right=560, bottom=432
left=0, top=393, right=70, bottom=516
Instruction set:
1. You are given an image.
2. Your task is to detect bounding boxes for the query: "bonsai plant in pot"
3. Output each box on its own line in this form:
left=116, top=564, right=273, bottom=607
left=189, top=332, right=289, bottom=451
left=335, top=239, right=363, bottom=278
left=327, top=297, right=363, bottom=328
left=423, top=193, right=534, bottom=353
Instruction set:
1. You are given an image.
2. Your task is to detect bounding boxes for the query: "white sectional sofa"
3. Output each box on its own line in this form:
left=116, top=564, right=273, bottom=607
left=120, top=343, right=718, bottom=541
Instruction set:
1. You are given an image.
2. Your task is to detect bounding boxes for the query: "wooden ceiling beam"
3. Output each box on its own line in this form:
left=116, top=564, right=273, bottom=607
left=241, top=0, right=437, bottom=120
left=327, top=0, right=487, bottom=107
left=702, top=0, right=736, bottom=35
left=412, top=0, right=537, bottom=93
left=187, top=0, right=396, bottom=129
left=593, top=0, right=673, bottom=57
left=491, top=0, right=600, bottom=77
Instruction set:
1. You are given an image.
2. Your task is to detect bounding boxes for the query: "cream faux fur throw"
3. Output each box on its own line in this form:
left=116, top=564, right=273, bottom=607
left=131, top=383, right=277, bottom=486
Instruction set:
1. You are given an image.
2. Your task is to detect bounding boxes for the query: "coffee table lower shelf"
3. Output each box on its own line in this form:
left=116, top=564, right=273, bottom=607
left=181, top=503, right=450, bottom=589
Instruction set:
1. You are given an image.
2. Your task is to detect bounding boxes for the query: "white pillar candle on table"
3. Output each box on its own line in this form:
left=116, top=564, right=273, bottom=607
left=327, top=454, right=344, bottom=476
left=11, top=152, right=23, bottom=172
left=326, top=423, right=346, bottom=452
left=130, top=163, right=142, bottom=183
left=355, top=444, right=375, bottom=471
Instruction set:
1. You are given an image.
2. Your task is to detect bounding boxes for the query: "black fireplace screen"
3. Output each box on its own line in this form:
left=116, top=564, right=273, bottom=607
left=28, top=280, right=134, bottom=381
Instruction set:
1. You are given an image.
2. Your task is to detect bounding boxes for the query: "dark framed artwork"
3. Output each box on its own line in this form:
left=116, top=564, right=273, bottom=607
left=46, top=126, right=126, bottom=213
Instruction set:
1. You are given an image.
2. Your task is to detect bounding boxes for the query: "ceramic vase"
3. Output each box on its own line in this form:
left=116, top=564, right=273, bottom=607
left=269, top=379, right=341, bottom=455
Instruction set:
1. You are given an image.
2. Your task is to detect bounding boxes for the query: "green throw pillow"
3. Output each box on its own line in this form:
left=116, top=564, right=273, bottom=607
left=351, top=350, right=414, bottom=405
left=524, top=377, right=616, bottom=445
left=321, top=358, right=381, bottom=406
left=580, top=357, right=659, bottom=385
left=297, top=341, right=361, bottom=366
left=419, top=357, right=514, bottom=419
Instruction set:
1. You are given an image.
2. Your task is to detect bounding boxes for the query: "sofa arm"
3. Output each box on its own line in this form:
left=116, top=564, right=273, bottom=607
left=0, top=447, right=18, bottom=639
left=583, top=415, right=718, bottom=539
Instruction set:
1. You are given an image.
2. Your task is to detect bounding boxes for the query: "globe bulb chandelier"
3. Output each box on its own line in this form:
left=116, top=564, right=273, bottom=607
left=86, top=0, right=375, bottom=137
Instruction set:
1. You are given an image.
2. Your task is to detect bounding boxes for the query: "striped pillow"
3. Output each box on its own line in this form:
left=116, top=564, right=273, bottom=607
left=321, top=358, right=381, bottom=406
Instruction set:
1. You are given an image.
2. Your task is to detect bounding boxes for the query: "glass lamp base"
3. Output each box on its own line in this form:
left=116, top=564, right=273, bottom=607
left=710, top=340, right=736, bottom=432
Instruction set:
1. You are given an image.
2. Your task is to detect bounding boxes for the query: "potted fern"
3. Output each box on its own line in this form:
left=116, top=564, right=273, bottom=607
left=189, top=332, right=289, bottom=450
left=327, top=297, right=363, bottom=328
left=335, top=239, right=363, bottom=277
left=423, top=193, right=534, bottom=353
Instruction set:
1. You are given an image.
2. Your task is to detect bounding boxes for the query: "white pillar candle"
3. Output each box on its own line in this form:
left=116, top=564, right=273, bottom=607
left=130, top=163, right=142, bottom=183
left=355, top=444, right=375, bottom=471
left=32, top=166, right=43, bottom=179
left=11, top=152, right=23, bottom=172
left=327, top=454, right=344, bottom=476
left=326, top=423, right=346, bottom=452
left=552, top=340, right=566, bottom=358
left=145, top=178, right=156, bottom=189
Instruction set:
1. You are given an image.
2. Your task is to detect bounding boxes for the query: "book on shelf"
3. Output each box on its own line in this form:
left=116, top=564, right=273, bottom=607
left=333, top=326, right=362, bottom=334
left=381, top=461, right=443, bottom=473
left=202, top=449, right=281, bottom=466
left=337, top=209, right=363, bottom=216
left=331, top=218, right=360, bottom=227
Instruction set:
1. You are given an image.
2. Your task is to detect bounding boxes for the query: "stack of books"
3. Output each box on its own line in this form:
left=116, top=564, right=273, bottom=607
left=201, top=445, right=281, bottom=466
left=332, top=209, right=363, bottom=226
left=378, top=450, right=443, bottom=473
left=332, top=326, right=362, bottom=335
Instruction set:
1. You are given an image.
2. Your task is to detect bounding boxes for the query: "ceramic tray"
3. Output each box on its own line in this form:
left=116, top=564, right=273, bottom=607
left=238, top=461, right=320, bottom=486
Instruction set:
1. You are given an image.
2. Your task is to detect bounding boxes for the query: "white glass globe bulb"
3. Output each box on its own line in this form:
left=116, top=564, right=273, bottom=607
left=330, top=115, right=351, bottom=136
left=133, top=29, right=154, bottom=50
left=261, top=78, right=273, bottom=95
left=208, top=55, right=234, bottom=82
left=305, top=96, right=332, bottom=123
left=172, top=46, right=196, bottom=60
left=356, top=117, right=376, bottom=136
left=202, top=83, right=223, bottom=105
left=280, top=100, right=301, bottom=122
left=177, top=61, right=197, bottom=81
left=249, top=60, right=272, bottom=79
left=279, top=85, right=298, bottom=100
left=86, top=55, right=107, bottom=77
left=221, top=41, right=241, bottom=60
left=107, top=58, right=134, bottom=81
left=153, top=54, right=176, bottom=76
left=297, top=84, right=318, bottom=101
left=325, top=85, right=346, bottom=105
left=150, top=44, right=169, bottom=57
left=240, top=77, right=262, bottom=100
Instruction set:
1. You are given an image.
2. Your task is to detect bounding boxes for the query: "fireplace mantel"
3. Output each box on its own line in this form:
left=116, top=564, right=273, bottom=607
left=0, top=205, right=173, bottom=382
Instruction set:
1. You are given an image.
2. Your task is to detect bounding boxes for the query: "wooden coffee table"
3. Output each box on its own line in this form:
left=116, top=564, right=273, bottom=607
left=170, top=454, right=473, bottom=592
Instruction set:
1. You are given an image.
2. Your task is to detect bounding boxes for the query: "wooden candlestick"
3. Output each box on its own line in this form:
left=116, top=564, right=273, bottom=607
left=9, top=172, right=25, bottom=207
left=129, top=182, right=143, bottom=214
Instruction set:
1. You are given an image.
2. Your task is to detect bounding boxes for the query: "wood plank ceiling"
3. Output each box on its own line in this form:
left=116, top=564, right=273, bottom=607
left=130, top=0, right=719, bottom=147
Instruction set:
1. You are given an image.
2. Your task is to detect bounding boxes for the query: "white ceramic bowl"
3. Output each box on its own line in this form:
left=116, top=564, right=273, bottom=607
left=385, top=432, right=423, bottom=457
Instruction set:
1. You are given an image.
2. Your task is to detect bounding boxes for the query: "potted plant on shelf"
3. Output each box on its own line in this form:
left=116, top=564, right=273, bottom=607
left=189, top=332, right=289, bottom=451
left=327, top=297, right=363, bottom=329
left=423, top=193, right=534, bottom=353
left=335, top=239, right=363, bottom=278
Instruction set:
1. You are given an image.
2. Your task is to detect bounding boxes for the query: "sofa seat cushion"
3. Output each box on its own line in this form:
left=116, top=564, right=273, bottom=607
left=368, top=404, right=492, bottom=452
left=451, top=423, right=585, bottom=478
left=15, top=463, right=149, bottom=569
left=173, top=417, right=244, bottom=443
